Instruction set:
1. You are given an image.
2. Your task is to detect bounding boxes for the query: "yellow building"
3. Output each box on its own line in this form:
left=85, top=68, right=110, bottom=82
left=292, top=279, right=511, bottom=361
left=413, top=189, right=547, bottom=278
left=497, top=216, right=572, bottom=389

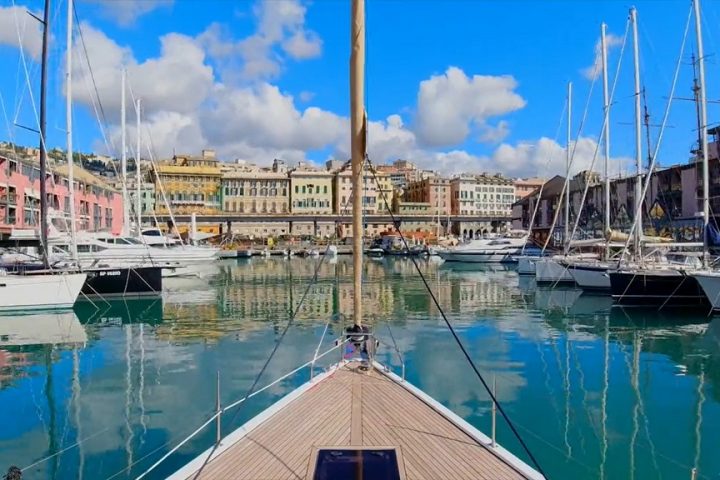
left=153, top=149, right=221, bottom=214
left=289, top=162, right=333, bottom=214
left=332, top=162, right=394, bottom=215
left=220, top=159, right=289, bottom=214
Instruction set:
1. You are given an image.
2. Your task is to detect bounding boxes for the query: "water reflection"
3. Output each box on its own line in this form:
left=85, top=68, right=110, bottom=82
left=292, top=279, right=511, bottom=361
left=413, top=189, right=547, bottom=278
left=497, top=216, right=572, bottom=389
left=0, top=257, right=716, bottom=479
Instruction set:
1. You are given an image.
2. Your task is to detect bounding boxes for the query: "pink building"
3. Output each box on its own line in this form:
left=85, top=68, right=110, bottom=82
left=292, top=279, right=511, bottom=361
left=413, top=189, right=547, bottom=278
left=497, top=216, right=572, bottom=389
left=404, top=177, right=451, bottom=217
left=0, top=154, right=124, bottom=236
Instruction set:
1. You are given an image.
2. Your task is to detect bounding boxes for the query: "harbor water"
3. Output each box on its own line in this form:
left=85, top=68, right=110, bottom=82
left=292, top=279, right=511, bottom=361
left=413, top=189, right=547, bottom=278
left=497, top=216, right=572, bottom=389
left=0, top=257, right=718, bottom=479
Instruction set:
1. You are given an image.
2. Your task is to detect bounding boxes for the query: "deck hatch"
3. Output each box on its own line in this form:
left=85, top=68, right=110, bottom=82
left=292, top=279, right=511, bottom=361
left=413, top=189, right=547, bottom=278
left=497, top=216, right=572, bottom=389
left=311, top=448, right=401, bottom=480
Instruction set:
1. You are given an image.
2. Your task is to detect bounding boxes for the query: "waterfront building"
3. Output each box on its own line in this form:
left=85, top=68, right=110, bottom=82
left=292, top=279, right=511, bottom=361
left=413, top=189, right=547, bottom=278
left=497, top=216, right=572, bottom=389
left=221, top=159, right=289, bottom=214
left=331, top=162, right=394, bottom=215
left=404, top=177, right=451, bottom=217
left=450, top=175, right=478, bottom=216
left=288, top=162, right=333, bottom=214
left=513, top=177, right=544, bottom=201
left=0, top=153, right=123, bottom=235
left=474, top=173, right=515, bottom=217
left=112, top=178, right=156, bottom=217
left=153, top=149, right=222, bottom=214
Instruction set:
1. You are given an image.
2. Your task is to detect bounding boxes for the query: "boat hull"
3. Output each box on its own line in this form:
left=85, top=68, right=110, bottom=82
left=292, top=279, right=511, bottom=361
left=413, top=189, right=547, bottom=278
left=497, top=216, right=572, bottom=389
left=535, top=258, right=574, bottom=284
left=516, top=255, right=540, bottom=275
left=0, top=272, right=87, bottom=311
left=438, top=251, right=514, bottom=263
left=609, top=270, right=708, bottom=308
left=81, top=267, right=163, bottom=299
left=689, top=271, right=720, bottom=310
left=567, top=263, right=611, bottom=291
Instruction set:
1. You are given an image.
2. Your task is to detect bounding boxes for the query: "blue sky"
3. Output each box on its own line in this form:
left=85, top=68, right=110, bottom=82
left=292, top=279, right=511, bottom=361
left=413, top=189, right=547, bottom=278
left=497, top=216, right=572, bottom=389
left=0, top=0, right=718, bottom=177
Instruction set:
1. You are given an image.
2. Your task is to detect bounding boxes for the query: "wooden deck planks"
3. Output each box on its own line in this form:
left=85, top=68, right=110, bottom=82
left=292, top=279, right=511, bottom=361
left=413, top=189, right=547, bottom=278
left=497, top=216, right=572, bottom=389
left=186, top=364, right=528, bottom=480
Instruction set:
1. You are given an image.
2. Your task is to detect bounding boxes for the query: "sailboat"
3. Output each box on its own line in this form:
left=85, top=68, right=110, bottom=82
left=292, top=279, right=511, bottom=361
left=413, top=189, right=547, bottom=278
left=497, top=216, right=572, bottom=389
left=151, top=2, right=546, bottom=479
left=609, top=3, right=709, bottom=309
left=535, top=83, right=580, bottom=285
left=0, top=0, right=87, bottom=311
left=565, top=22, right=616, bottom=292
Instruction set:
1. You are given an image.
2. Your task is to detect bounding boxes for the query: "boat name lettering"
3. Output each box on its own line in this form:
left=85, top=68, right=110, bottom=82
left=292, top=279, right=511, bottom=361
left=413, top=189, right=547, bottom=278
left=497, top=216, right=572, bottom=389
left=100, top=270, right=122, bottom=276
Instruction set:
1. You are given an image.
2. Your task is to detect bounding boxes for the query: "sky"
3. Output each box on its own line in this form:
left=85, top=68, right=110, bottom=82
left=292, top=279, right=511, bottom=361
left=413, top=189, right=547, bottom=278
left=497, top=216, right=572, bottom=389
left=0, top=0, right=719, bottom=178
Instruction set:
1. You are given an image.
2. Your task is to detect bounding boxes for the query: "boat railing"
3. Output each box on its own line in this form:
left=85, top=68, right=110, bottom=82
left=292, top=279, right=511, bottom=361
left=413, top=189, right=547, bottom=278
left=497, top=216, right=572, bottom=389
left=135, top=338, right=350, bottom=480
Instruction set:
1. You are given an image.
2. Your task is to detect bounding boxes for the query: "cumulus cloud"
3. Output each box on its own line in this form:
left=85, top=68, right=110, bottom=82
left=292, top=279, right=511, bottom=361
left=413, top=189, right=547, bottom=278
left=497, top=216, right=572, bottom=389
left=479, top=120, right=510, bottom=144
left=85, top=0, right=174, bottom=27
left=415, top=67, right=526, bottom=147
left=198, top=0, right=321, bottom=82
left=581, top=32, right=623, bottom=80
left=0, top=5, right=43, bottom=59
left=63, top=5, right=620, bottom=179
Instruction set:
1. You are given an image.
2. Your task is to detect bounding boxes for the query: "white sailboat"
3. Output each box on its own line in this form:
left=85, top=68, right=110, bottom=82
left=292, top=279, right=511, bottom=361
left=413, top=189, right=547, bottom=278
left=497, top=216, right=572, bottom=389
left=535, top=83, right=576, bottom=284
left=144, top=2, right=547, bottom=479
left=566, top=22, right=616, bottom=292
left=0, top=0, right=87, bottom=311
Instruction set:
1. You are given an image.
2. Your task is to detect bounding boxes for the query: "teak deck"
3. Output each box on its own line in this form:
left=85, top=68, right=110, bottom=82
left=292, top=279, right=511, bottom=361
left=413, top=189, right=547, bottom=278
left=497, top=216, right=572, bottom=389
left=173, top=363, right=542, bottom=480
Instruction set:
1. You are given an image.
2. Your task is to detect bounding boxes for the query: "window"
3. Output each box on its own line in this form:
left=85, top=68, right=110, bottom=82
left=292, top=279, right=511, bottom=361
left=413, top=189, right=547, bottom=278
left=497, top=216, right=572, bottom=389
left=324, top=185, right=328, bottom=194
left=302, top=186, right=306, bottom=194
left=295, top=185, right=299, bottom=194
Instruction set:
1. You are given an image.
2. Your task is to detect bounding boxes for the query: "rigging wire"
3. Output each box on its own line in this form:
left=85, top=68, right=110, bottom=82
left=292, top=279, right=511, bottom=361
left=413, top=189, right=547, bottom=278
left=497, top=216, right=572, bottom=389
left=365, top=156, right=549, bottom=479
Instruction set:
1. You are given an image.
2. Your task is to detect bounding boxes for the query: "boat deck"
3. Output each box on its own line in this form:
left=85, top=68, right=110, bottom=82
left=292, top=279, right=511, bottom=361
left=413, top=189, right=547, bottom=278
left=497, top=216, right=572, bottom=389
left=177, top=362, right=537, bottom=480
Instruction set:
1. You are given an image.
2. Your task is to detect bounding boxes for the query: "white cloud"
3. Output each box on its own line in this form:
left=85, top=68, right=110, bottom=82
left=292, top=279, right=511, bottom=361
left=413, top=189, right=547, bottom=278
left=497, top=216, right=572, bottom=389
left=282, top=30, right=322, bottom=59
left=68, top=14, right=624, bottom=180
left=71, top=24, right=214, bottom=120
left=415, top=67, right=526, bottom=147
left=479, top=120, right=510, bottom=144
left=85, top=0, right=173, bottom=27
left=581, top=33, right=623, bottom=81
left=198, top=0, right=322, bottom=82
left=0, top=5, right=43, bottom=59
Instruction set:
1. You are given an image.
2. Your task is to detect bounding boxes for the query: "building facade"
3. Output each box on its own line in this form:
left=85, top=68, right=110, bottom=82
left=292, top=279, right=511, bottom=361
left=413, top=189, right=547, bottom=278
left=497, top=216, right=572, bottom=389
left=289, top=163, right=333, bottom=214
left=0, top=154, right=123, bottom=235
left=153, top=149, right=222, bottom=214
left=221, top=159, right=289, bottom=214
left=404, top=177, right=451, bottom=217
left=513, top=177, right=544, bottom=201
left=474, top=174, right=515, bottom=217
left=332, top=163, right=394, bottom=215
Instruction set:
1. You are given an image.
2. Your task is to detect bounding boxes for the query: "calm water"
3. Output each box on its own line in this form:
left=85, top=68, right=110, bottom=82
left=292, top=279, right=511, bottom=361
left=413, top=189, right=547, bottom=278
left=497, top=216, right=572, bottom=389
left=0, top=257, right=718, bottom=479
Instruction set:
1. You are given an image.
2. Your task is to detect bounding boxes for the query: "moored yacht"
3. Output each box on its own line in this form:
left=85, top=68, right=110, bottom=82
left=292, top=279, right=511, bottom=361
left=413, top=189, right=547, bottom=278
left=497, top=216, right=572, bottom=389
left=438, top=235, right=539, bottom=263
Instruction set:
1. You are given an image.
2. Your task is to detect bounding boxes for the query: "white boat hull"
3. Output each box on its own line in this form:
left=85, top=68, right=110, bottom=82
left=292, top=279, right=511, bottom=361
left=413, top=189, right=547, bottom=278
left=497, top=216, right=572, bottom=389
left=0, top=272, right=87, bottom=311
left=535, top=258, right=574, bottom=284
left=690, top=271, right=720, bottom=310
left=517, top=255, right=540, bottom=275
left=567, top=263, right=610, bottom=291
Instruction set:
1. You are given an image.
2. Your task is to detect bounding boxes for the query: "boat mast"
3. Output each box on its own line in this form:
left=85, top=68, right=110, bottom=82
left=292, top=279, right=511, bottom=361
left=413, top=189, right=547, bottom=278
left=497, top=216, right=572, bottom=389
left=693, top=0, right=709, bottom=267
left=350, top=0, right=365, bottom=327
left=631, top=7, right=643, bottom=258
left=565, top=82, right=572, bottom=249
left=136, top=98, right=142, bottom=233
left=601, top=23, right=611, bottom=256
left=39, top=0, right=51, bottom=268
left=121, top=69, right=129, bottom=236
left=66, top=0, right=78, bottom=261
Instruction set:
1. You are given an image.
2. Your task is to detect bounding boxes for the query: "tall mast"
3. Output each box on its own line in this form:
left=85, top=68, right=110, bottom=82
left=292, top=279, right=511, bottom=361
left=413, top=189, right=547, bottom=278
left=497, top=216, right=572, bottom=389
left=66, top=0, right=78, bottom=261
left=631, top=7, right=643, bottom=256
left=350, top=0, right=365, bottom=327
left=121, top=69, right=129, bottom=236
left=693, top=0, right=709, bottom=266
left=565, top=82, right=572, bottom=247
left=39, top=0, right=51, bottom=268
left=136, top=98, right=142, bottom=233
left=601, top=23, right=611, bottom=250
